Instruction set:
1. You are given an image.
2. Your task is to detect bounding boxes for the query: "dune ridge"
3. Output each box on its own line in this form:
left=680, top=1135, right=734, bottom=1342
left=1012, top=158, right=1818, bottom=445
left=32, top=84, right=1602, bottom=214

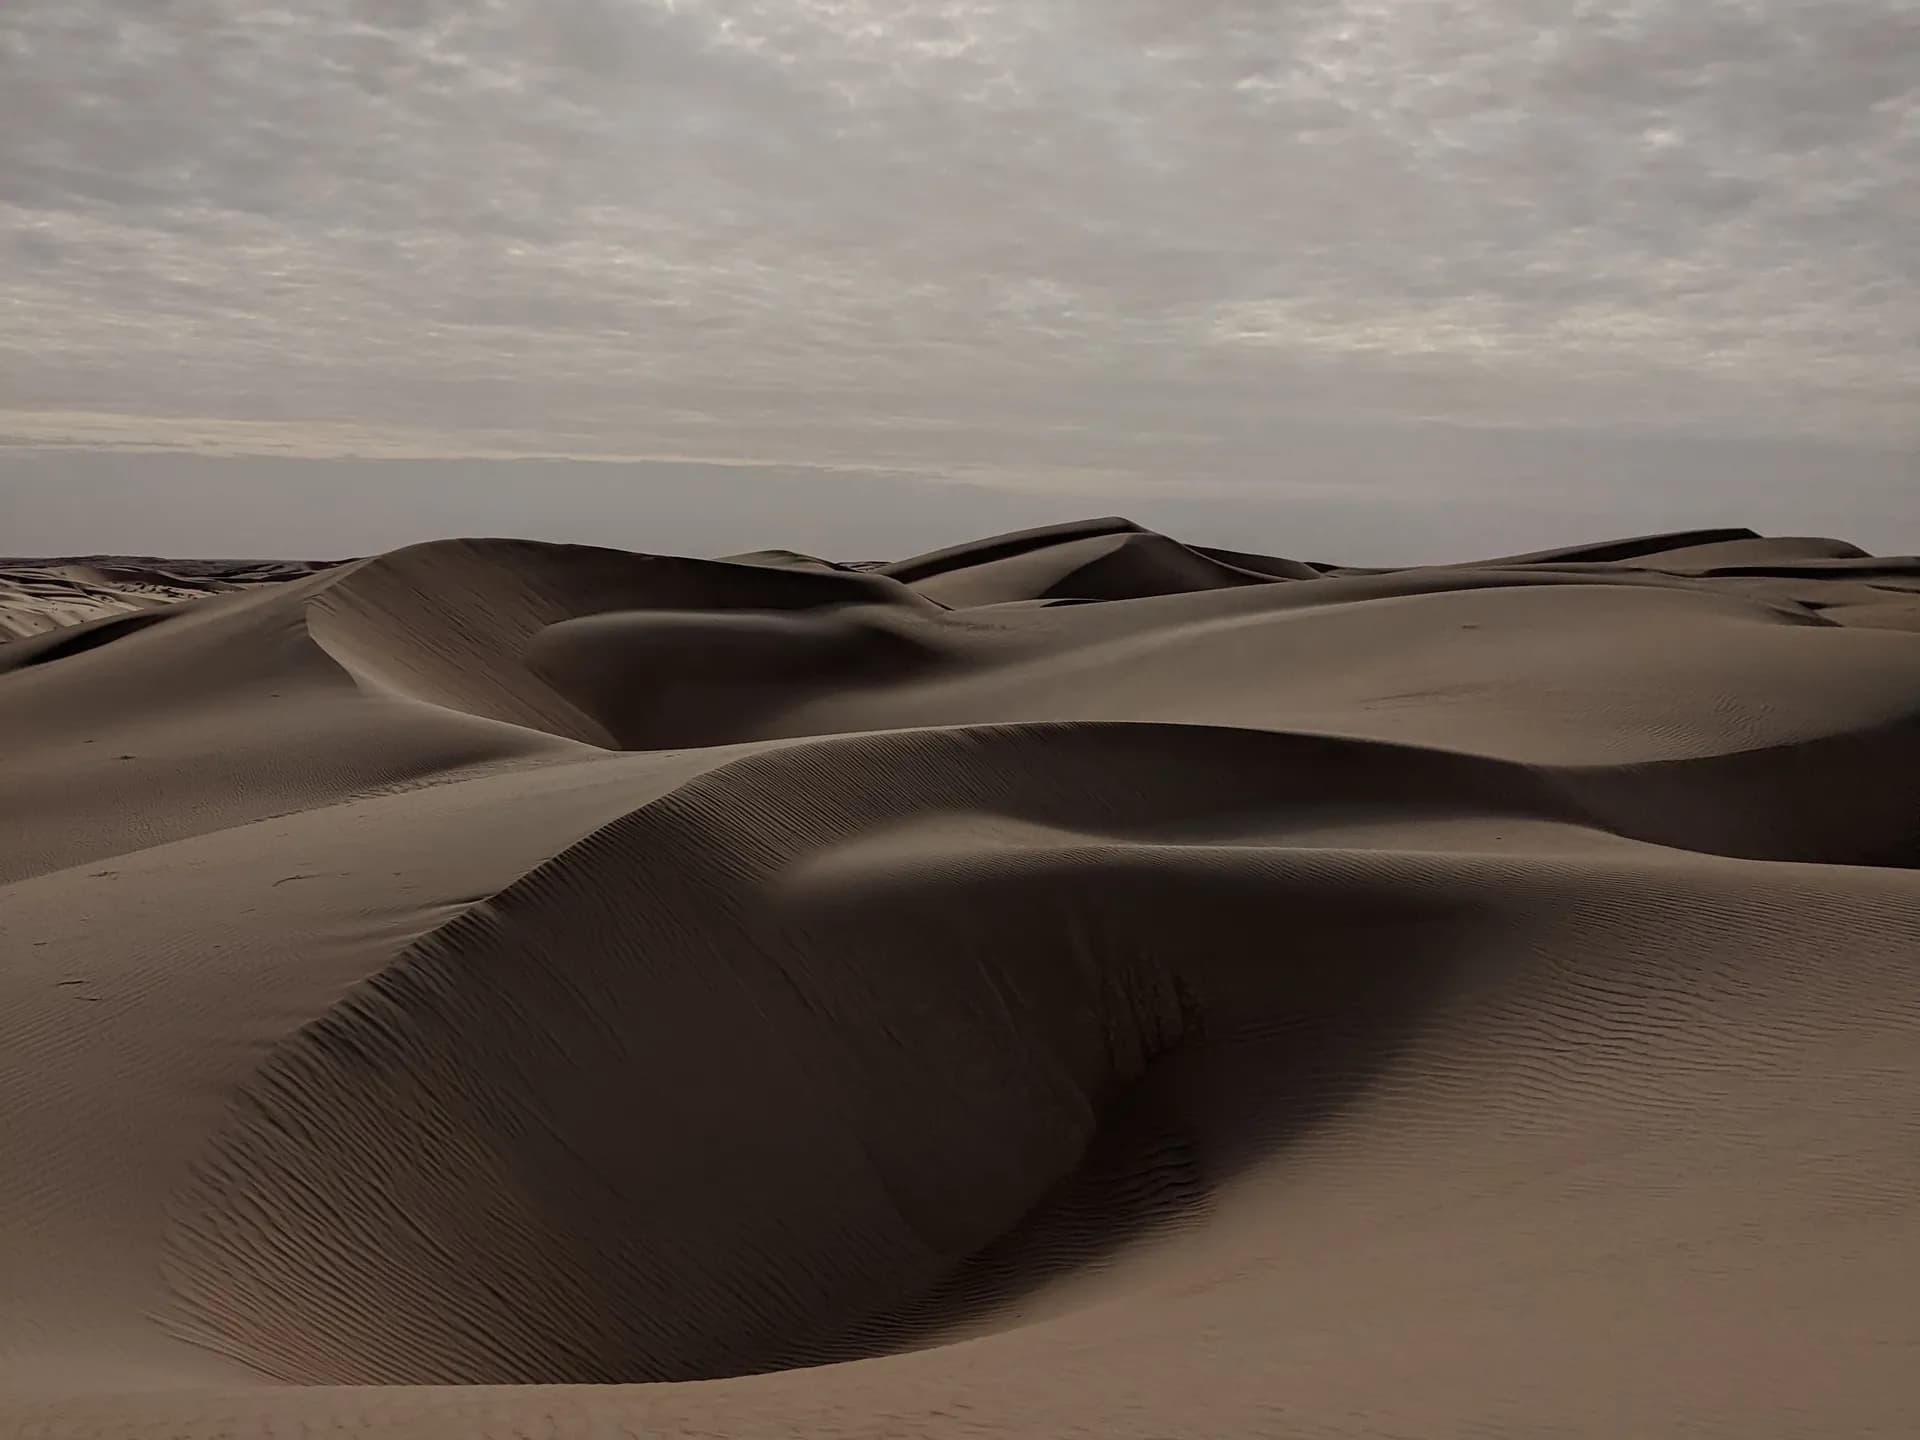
left=5, top=520, right=1920, bottom=1437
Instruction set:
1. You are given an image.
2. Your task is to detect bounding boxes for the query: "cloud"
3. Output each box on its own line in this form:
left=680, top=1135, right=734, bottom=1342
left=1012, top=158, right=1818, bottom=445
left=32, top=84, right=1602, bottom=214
left=1, top=0, right=1915, bottom=483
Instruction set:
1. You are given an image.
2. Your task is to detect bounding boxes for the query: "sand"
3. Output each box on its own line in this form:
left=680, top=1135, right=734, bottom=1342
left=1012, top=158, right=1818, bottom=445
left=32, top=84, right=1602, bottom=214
left=0, top=556, right=335, bottom=641
left=4, top=516, right=1920, bottom=1437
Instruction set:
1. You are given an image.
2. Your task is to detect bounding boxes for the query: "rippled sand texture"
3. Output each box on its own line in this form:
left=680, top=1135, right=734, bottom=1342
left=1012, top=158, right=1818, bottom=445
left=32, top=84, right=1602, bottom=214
left=5, top=518, right=1920, bottom=1437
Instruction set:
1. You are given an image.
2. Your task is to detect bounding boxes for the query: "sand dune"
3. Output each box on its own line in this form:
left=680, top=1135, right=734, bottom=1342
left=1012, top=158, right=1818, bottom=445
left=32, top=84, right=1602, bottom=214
left=0, top=556, right=334, bottom=641
left=5, top=520, right=1920, bottom=1437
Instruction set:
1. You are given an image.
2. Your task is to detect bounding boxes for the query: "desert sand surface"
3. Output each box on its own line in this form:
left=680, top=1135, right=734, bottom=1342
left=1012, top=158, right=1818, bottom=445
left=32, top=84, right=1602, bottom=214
left=0, top=556, right=338, bottom=641
left=5, top=516, right=1920, bottom=1438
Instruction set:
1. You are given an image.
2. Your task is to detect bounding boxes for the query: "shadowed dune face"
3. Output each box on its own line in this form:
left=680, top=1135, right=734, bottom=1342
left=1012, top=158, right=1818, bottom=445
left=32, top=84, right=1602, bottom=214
left=157, top=726, right=1473, bottom=1385
left=6, top=521, right=1920, bottom=1434
left=524, top=605, right=953, bottom=749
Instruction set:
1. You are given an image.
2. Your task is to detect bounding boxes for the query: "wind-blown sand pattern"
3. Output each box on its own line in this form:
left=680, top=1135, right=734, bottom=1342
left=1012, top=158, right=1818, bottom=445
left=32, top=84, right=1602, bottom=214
left=5, top=516, right=1920, bottom=1437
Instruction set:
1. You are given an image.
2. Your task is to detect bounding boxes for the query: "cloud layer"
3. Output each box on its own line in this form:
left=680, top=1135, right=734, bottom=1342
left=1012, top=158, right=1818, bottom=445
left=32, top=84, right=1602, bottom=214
left=3, top=0, right=1916, bottom=486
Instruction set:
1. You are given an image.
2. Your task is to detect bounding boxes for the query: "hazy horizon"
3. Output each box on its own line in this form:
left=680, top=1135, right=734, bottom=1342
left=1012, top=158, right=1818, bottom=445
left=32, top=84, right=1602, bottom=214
left=7, top=433, right=1916, bottom=565
left=4, top=1, right=1916, bottom=556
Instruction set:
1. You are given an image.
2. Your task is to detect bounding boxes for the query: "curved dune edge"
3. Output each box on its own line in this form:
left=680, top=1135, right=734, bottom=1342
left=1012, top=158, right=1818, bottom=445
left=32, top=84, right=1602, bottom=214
left=6, top=521, right=1920, bottom=1436
left=159, top=730, right=1208, bottom=1384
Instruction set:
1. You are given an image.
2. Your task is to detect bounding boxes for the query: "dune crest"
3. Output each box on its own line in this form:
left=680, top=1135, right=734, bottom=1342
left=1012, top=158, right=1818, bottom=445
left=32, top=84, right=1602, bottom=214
left=6, top=521, right=1920, bottom=1436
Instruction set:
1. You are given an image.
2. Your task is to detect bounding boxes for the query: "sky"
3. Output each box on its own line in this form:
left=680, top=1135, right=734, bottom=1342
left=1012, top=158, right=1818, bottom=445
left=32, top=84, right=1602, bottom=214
left=3, top=0, right=1917, bottom=560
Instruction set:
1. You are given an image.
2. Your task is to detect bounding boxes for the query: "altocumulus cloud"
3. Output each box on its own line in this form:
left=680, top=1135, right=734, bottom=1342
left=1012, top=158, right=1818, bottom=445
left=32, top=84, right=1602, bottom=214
left=1, top=0, right=1916, bottom=489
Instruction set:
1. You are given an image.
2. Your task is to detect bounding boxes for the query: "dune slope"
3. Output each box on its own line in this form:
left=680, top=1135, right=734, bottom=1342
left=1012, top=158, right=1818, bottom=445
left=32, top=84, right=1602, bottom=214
left=5, top=521, right=1920, bottom=1437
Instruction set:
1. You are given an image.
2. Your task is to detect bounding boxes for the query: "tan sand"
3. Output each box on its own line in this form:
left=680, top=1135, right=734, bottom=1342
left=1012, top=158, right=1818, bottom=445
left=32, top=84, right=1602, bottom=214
left=0, top=557, right=333, bottom=641
left=4, top=518, right=1920, bottom=1436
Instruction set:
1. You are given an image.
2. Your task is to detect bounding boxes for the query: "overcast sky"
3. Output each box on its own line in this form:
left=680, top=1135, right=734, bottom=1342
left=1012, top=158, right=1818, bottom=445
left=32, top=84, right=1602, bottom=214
left=3, top=1, right=1917, bottom=558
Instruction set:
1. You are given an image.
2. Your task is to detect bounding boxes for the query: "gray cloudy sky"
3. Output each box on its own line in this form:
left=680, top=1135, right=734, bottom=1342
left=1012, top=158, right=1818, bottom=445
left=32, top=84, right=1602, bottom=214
left=3, top=1, right=1917, bottom=557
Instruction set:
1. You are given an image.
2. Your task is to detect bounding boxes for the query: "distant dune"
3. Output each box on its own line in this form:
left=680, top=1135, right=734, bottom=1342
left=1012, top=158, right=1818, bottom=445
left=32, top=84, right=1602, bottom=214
left=0, top=555, right=338, bottom=640
left=5, top=518, right=1920, bottom=1438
